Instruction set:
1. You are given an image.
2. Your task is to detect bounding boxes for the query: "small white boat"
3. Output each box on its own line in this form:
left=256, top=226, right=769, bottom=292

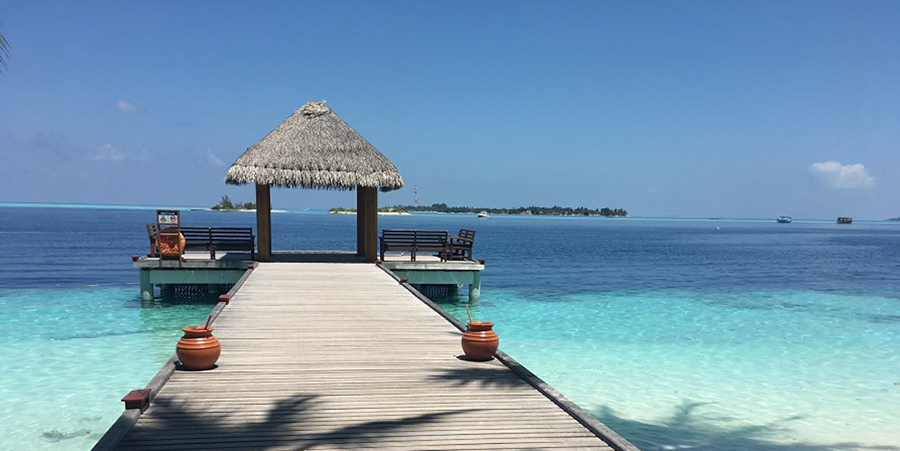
left=776, top=216, right=792, bottom=223
left=477, top=211, right=489, bottom=218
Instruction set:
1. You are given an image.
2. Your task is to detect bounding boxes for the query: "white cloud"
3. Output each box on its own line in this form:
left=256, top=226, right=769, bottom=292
left=89, top=143, right=150, bottom=162
left=116, top=99, right=143, bottom=113
left=91, top=143, right=126, bottom=161
left=204, top=150, right=225, bottom=167
left=808, top=161, right=875, bottom=189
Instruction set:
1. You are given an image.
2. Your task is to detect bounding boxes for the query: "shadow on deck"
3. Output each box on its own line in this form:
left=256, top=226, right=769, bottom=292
left=266, top=251, right=366, bottom=263
left=121, top=393, right=476, bottom=449
left=592, top=401, right=899, bottom=451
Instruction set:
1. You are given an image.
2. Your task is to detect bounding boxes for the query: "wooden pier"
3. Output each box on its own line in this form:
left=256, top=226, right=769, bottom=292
left=100, top=262, right=637, bottom=451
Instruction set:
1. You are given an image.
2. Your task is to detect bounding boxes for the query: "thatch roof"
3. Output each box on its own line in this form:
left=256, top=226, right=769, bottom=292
left=225, top=102, right=404, bottom=192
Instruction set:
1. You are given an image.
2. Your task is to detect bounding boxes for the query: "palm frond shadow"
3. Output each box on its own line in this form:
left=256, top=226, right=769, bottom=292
left=426, top=366, right=532, bottom=389
left=131, top=393, right=474, bottom=449
left=593, top=401, right=899, bottom=451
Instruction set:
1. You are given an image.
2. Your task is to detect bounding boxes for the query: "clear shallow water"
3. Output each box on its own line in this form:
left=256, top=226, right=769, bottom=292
left=0, top=288, right=210, bottom=450
left=1, top=205, right=899, bottom=450
left=441, top=289, right=900, bottom=450
left=0, top=206, right=218, bottom=450
left=430, top=217, right=900, bottom=451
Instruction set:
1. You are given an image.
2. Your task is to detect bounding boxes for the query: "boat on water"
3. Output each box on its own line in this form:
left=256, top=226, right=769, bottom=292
left=776, top=216, right=792, bottom=223
left=837, top=216, right=853, bottom=224
left=477, top=211, right=489, bottom=218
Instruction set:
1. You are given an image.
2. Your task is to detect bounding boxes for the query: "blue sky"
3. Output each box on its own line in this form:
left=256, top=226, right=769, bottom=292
left=1, top=1, right=898, bottom=219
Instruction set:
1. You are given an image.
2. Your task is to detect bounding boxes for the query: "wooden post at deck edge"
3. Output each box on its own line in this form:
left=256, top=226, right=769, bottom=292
left=256, top=183, right=272, bottom=261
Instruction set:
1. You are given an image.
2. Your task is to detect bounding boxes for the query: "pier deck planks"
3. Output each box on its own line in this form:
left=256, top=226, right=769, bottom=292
left=116, top=263, right=615, bottom=450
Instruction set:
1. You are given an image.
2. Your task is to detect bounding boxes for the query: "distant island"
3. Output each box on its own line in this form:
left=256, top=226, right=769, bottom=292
left=329, top=207, right=410, bottom=215
left=211, top=195, right=256, bottom=211
left=389, top=203, right=628, bottom=217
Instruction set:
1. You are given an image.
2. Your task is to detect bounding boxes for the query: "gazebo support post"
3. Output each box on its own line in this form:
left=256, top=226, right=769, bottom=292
left=356, top=186, right=378, bottom=262
left=255, top=183, right=272, bottom=262
left=356, top=189, right=365, bottom=257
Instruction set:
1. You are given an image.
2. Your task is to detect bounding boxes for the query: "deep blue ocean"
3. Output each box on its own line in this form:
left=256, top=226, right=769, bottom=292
left=1, top=204, right=898, bottom=450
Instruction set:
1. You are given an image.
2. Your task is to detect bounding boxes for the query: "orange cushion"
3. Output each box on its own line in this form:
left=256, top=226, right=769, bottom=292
left=158, top=229, right=185, bottom=255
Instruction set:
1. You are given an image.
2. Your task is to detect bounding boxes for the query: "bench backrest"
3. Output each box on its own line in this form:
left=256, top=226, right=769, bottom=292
left=457, top=229, right=476, bottom=240
left=381, top=229, right=448, bottom=246
left=147, top=224, right=253, bottom=244
left=179, top=227, right=254, bottom=243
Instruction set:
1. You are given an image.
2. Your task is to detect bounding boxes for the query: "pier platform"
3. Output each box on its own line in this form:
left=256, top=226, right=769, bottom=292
left=381, top=254, right=484, bottom=300
left=102, top=262, right=636, bottom=451
left=135, top=252, right=485, bottom=301
left=133, top=252, right=254, bottom=301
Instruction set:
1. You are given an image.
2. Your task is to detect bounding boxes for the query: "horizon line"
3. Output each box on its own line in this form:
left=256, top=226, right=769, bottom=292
left=1, top=201, right=896, bottom=223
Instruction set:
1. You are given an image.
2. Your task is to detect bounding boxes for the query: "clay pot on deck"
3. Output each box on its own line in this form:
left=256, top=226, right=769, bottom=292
left=461, top=321, right=499, bottom=361
left=176, top=326, right=221, bottom=370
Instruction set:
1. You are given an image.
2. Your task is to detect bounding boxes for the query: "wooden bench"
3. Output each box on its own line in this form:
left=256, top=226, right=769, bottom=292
left=147, top=224, right=255, bottom=260
left=446, top=228, right=476, bottom=261
left=380, top=229, right=449, bottom=261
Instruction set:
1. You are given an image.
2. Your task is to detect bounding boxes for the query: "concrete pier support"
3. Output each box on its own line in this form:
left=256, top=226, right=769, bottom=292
left=140, top=270, right=153, bottom=301
left=468, top=270, right=481, bottom=301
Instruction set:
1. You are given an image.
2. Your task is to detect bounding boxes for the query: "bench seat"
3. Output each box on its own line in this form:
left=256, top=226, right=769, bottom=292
left=380, top=229, right=448, bottom=261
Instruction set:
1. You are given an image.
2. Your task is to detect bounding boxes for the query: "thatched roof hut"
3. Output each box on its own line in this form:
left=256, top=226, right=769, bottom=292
left=225, top=102, right=404, bottom=262
left=225, top=102, right=403, bottom=191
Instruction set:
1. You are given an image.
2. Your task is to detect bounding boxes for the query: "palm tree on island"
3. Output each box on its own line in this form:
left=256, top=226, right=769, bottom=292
left=211, top=195, right=256, bottom=211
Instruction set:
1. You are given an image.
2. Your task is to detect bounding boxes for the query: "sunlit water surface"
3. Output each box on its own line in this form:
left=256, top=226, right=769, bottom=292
left=1, top=204, right=898, bottom=450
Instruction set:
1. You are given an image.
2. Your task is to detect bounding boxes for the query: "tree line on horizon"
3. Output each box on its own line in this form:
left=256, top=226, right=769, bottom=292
left=390, top=203, right=627, bottom=217
left=211, top=195, right=256, bottom=211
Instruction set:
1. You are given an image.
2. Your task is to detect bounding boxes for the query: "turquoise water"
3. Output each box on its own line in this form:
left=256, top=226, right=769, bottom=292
left=0, top=287, right=211, bottom=450
left=421, top=216, right=900, bottom=450
left=2, top=205, right=899, bottom=450
left=440, top=289, right=900, bottom=450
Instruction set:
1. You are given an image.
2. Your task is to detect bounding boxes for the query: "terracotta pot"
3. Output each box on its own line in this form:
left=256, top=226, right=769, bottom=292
left=461, top=321, right=499, bottom=361
left=176, top=326, right=221, bottom=370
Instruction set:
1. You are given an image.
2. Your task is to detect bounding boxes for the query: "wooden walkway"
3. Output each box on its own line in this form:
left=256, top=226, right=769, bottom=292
left=114, top=263, right=624, bottom=450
